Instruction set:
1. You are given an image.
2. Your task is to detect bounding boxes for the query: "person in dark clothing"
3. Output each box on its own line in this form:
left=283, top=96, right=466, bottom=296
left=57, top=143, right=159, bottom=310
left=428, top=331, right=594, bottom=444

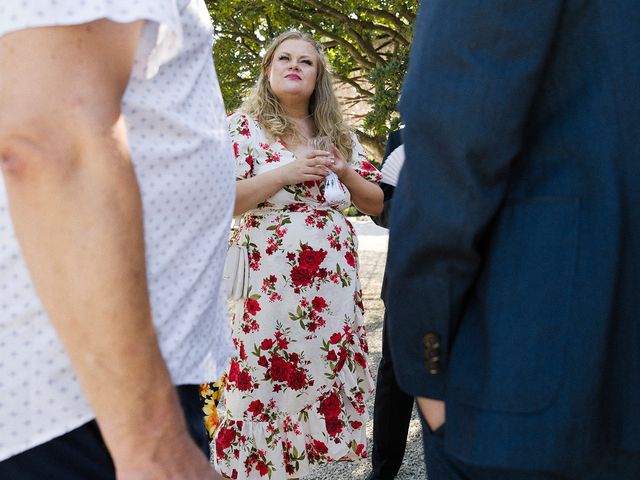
left=367, top=129, right=415, bottom=480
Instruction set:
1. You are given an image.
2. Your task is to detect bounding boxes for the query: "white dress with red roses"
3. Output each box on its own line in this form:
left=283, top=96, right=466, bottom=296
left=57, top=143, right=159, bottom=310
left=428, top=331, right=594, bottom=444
left=213, top=112, right=382, bottom=479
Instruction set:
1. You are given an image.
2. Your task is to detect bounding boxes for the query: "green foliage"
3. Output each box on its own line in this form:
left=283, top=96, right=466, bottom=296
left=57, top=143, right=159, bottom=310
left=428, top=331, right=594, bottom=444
left=207, top=0, right=417, bottom=160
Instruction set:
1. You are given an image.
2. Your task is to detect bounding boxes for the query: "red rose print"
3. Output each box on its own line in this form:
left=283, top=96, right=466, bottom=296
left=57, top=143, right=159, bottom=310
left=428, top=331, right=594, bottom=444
left=290, top=265, right=313, bottom=287
left=244, top=154, right=254, bottom=169
left=260, top=338, right=274, bottom=351
left=275, top=333, right=289, bottom=350
left=317, top=391, right=341, bottom=419
left=287, top=368, right=307, bottom=390
left=344, top=251, right=356, bottom=268
left=245, top=298, right=261, bottom=316
left=215, top=426, right=237, bottom=455
left=257, top=355, right=268, bottom=367
left=355, top=443, right=365, bottom=455
left=298, top=247, right=327, bottom=270
left=269, top=355, right=293, bottom=382
left=326, top=350, right=338, bottom=361
left=250, top=251, right=261, bottom=270
left=350, top=420, right=363, bottom=429
left=313, top=439, right=329, bottom=454
left=236, top=370, right=253, bottom=391
left=311, top=296, right=328, bottom=312
left=360, top=160, right=374, bottom=171
left=325, top=416, right=343, bottom=437
left=330, top=332, right=342, bottom=344
left=354, top=352, right=366, bottom=368
left=228, top=359, right=240, bottom=382
left=256, top=461, right=269, bottom=476
left=247, top=400, right=264, bottom=417
left=335, top=347, right=348, bottom=372
left=233, top=142, right=239, bottom=158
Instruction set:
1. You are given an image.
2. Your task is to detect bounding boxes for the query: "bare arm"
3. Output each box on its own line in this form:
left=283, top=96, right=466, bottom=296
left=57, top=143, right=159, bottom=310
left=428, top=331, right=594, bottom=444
left=0, top=21, right=220, bottom=479
left=337, top=166, right=384, bottom=216
left=235, top=149, right=382, bottom=216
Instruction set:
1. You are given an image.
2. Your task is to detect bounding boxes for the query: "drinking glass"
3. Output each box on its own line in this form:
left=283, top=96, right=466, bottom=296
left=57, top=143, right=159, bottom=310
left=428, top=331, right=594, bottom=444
left=310, top=136, right=344, bottom=205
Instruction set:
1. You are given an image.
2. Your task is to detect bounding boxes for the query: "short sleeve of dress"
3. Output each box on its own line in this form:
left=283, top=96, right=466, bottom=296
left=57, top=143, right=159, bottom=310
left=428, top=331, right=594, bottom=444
left=350, top=133, right=383, bottom=183
left=227, top=112, right=262, bottom=179
left=0, top=0, right=185, bottom=80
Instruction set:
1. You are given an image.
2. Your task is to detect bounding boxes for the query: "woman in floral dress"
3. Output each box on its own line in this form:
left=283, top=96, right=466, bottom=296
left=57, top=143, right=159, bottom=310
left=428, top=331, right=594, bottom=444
left=211, top=31, right=383, bottom=480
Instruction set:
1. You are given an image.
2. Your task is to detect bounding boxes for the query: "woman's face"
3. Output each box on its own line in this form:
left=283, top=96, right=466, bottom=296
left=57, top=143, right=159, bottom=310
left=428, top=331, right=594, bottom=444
left=267, top=38, right=319, bottom=105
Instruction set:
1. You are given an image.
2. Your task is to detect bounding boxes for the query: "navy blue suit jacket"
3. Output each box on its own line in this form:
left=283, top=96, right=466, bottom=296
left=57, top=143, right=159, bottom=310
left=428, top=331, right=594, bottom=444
left=386, top=0, right=640, bottom=475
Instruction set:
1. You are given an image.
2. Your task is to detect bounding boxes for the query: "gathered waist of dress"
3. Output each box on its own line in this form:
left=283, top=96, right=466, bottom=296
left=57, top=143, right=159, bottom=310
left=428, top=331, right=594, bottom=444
left=249, top=202, right=341, bottom=217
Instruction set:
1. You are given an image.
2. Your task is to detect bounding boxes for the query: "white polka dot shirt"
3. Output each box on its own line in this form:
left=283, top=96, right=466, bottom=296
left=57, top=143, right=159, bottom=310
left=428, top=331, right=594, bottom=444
left=0, top=0, right=235, bottom=460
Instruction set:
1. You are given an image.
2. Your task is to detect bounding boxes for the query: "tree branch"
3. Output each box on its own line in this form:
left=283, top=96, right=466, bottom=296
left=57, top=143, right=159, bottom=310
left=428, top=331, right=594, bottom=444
left=286, top=9, right=377, bottom=70
left=363, top=8, right=409, bottom=32
left=299, top=0, right=388, bottom=64
left=332, top=72, right=373, bottom=98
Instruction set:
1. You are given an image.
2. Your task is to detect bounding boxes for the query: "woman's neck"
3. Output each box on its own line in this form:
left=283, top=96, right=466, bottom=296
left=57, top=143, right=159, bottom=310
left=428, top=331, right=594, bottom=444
left=282, top=105, right=315, bottom=142
left=280, top=96, right=310, bottom=120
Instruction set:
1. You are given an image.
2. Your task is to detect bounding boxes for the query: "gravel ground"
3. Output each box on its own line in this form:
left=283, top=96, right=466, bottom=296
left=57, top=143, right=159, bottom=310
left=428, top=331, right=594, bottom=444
left=304, top=219, right=427, bottom=480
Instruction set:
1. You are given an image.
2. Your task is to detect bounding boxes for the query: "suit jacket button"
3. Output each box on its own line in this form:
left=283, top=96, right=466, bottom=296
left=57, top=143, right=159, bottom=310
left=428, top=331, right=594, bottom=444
left=423, top=333, right=440, bottom=349
left=424, top=358, right=441, bottom=374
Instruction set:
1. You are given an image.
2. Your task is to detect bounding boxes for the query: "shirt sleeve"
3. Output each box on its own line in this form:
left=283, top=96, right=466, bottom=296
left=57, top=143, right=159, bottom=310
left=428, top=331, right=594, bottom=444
left=227, top=112, right=261, bottom=180
left=0, top=0, right=184, bottom=79
left=350, top=134, right=383, bottom=183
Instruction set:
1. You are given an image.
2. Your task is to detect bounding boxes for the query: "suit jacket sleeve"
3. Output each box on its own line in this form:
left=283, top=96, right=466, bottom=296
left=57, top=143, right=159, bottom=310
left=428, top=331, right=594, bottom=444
left=386, top=0, right=564, bottom=399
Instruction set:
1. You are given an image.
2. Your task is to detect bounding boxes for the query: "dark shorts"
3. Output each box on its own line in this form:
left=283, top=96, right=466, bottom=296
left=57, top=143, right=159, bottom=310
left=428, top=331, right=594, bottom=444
left=0, top=385, right=208, bottom=480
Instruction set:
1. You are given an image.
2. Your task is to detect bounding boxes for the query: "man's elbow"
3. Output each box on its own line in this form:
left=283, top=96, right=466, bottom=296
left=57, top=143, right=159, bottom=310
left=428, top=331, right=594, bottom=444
left=0, top=117, right=126, bottom=186
left=0, top=131, right=53, bottom=181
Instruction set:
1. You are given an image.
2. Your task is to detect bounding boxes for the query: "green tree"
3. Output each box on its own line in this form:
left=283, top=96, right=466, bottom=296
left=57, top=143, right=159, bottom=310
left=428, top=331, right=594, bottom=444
left=207, top=0, right=417, bottom=160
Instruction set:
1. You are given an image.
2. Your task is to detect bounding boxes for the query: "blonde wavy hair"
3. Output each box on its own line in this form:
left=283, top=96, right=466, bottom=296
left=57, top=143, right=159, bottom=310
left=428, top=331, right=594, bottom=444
left=242, top=30, right=354, bottom=161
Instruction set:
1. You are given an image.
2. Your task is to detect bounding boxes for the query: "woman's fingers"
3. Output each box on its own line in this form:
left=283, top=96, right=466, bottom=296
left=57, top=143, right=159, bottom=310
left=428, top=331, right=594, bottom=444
left=306, top=166, right=330, bottom=177
left=305, top=150, right=334, bottom=164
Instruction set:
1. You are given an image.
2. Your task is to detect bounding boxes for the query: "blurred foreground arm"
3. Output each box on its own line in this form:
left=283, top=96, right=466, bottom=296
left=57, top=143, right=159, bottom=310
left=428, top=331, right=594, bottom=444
left=0, top=21, right=220, bottom=479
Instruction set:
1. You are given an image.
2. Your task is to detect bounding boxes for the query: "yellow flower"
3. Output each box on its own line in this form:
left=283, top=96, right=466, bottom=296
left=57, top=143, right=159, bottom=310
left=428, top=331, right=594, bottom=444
left=200, top=374, right=227, bottom=438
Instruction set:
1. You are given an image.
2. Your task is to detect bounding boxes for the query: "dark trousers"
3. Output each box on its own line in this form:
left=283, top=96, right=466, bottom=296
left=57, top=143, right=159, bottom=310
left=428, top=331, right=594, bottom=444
left=368, top=312, right=415, bottom=479
left=0, top=385, right=208, bottom=479
left=421, top=415, right=640, bottom=480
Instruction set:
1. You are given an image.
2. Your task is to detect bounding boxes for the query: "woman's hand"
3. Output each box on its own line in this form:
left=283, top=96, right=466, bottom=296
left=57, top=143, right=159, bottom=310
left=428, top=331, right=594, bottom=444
left=327, top=146, right=351, bottom=180
left=276, top=150, right=333, bottom=186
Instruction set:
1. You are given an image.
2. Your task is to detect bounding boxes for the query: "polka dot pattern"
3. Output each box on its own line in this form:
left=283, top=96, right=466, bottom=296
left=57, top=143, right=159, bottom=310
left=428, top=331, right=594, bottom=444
left=0, top=0, right=234, bottom=461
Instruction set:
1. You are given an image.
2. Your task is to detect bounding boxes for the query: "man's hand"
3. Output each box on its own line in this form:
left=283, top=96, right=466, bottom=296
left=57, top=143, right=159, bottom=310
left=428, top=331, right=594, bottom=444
left=417, top=397, right=446, bottom=433
left=117, top=430, right=223, bottom=479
